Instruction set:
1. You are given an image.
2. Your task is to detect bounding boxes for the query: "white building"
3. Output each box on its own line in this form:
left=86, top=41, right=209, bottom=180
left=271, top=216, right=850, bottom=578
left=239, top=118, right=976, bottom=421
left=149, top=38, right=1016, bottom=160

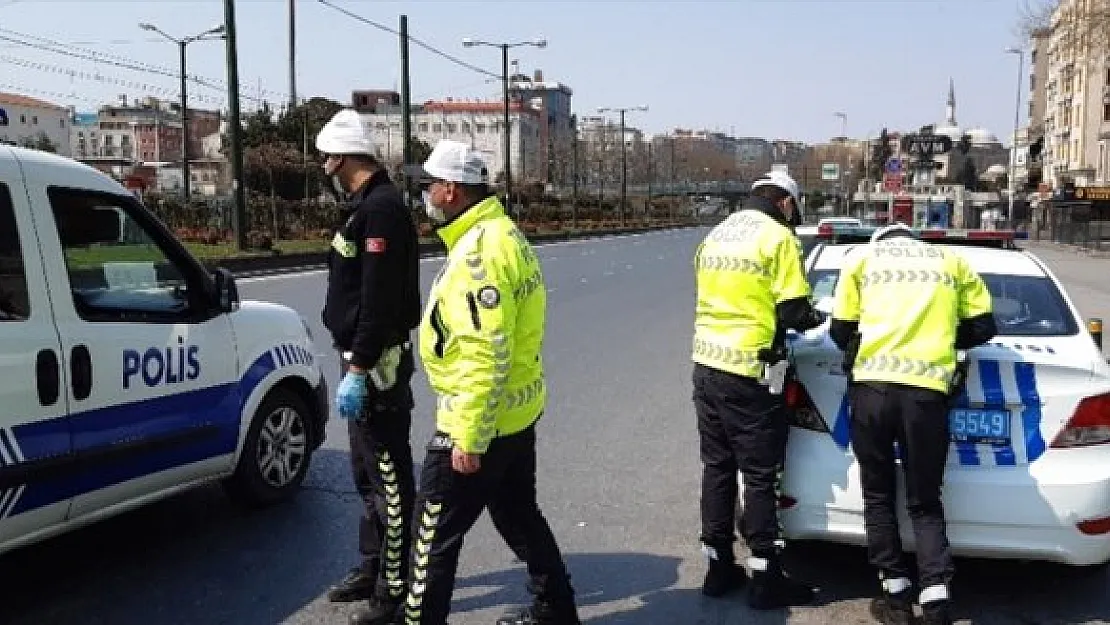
left=360, top=100, right=543, bottom=184
left=0, top=92, right=73, bottom=156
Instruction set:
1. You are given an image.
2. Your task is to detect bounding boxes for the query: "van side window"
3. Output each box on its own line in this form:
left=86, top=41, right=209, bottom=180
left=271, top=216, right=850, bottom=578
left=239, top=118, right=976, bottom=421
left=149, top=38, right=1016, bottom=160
left=0, top=183, right=30, bottom=321
left=46, top=188, right=194, bottom=322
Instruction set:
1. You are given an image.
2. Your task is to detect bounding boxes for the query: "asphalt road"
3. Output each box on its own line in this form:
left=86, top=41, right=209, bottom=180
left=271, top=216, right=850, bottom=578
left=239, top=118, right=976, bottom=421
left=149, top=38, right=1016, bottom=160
left=4, top=229, right=1110, bottom=625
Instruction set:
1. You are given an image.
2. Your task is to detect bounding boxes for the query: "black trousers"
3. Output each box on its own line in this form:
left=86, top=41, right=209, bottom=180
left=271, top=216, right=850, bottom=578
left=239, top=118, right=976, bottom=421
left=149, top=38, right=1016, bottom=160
left=694, top=364, right=787, bottom=557
left=342, top=348, right=417, bottom=602
left=848, top=382, right=955, bottom=588
left=401, top=424, right=574, bottom=625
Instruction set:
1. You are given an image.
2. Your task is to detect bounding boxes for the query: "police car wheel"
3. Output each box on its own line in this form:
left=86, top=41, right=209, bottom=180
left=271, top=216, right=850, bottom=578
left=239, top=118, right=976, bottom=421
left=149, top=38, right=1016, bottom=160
left=223, top=388, right=312, bottom=506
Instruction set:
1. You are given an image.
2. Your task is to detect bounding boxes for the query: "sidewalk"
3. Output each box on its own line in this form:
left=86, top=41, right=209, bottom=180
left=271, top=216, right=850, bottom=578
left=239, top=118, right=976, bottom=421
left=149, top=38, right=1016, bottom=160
left=1020, top=240, right=1110, bottom=324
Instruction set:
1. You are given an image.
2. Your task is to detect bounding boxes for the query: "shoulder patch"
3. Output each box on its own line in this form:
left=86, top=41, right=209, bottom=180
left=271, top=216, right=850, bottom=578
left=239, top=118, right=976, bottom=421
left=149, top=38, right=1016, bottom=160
left=477, top=286, right=501, bottom=308
left=365, top=237, right=387, bottom=253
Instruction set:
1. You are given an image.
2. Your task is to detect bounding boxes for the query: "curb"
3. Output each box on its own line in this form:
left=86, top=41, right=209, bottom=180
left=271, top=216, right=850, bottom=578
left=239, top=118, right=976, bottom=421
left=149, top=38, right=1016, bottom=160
left=203, top=224, right=700, bottom=278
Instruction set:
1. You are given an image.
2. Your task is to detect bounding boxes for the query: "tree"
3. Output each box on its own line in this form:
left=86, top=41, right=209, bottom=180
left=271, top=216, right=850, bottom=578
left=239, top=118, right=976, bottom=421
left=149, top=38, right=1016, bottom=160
left=18, top=132, right=56, bottom=153
left=958, top=158, right=980, bottom=191
left=867, top=128, right=894, bottom=181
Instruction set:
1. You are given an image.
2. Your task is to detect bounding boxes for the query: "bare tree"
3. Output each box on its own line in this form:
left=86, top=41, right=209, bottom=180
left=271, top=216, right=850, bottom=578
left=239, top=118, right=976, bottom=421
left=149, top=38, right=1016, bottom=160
left=1018, top=0, right=1110, bottom=60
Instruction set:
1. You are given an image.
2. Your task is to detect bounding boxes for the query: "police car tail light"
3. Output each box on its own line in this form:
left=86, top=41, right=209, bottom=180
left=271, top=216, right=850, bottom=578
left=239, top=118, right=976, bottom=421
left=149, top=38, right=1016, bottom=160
left=784, top=379, right=829, bottom=433
left=1050, top=393, right=1110, bottom=449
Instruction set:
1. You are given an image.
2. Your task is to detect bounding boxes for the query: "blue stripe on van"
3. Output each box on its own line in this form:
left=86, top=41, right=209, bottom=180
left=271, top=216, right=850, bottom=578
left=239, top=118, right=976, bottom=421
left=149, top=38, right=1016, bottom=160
left=6, top=349, right=279, bottom=517
left=1015, top=362, right=1047, bottom=463
left=831, top=393, right=851, bottom=450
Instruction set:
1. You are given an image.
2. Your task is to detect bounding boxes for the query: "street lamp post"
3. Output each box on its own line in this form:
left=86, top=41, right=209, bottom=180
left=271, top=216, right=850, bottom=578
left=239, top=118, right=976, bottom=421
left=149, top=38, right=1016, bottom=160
left=462, top=36, right=546, bottom=218
left=597, top=105, right=648, bottom=227
left=1006, top=47, right=1025, bottom=224
left=139, top=22, right=225, bottom=204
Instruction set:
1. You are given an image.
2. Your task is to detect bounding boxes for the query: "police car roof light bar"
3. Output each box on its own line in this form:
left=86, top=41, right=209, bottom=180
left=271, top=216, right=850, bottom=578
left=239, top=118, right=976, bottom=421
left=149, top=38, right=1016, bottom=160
left=814, top=224, right=1028, bottom=247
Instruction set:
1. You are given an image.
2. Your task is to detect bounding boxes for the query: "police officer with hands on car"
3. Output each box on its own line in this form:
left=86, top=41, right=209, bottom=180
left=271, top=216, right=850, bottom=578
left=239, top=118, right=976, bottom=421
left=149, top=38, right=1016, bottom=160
left=691, top=170, right=825, bottom=609
left=388, top=139, right=580, bottom=625
left=829, top=223, right=996, bottom=625
left=316, top=108, right=422, bottom=625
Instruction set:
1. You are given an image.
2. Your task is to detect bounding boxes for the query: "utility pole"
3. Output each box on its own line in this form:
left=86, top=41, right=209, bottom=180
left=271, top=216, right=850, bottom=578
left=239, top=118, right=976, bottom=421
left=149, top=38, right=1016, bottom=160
left=400, top=15, right=413, bottom=213
left=597, top=104, right=648, bottom=228
left=288, top=0, right=296, bottom=108
left=646, top=140, right=653, bottom=216
left=224, top=0, right=248, bottom=251
left=670, top=136, right=677, bottom=222
left=571, top=122, right=578, bottom=230
left=179, top=40, right=190, bottom=204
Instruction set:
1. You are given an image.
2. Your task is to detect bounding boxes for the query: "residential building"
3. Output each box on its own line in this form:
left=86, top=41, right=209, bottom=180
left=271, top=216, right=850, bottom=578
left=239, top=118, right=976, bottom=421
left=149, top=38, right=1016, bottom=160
left=1037, top=0, right=1110, bottom=186
left=0, top=92, right=72, bottom=156
left=1019, top=27, right=1051, bottom=190
left=358, top=96, right=544, bottom=183
left=509, top=67, right=574, bottom=184
left=733, top=137, right=772, bottom=180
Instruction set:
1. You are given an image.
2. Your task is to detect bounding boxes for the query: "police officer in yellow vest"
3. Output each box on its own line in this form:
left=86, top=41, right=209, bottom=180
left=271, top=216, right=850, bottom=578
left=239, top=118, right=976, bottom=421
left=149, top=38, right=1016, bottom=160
left=829, top=223, right=996, bottom=625
left=393, top=139, right=580, bottom=625
left=692, top=170, right=825, bottom=609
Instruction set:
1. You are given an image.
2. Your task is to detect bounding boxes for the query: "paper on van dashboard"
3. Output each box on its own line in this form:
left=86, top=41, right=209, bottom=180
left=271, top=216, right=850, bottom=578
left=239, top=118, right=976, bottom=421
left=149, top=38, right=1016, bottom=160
left=103, top=262, right=158, bottom=289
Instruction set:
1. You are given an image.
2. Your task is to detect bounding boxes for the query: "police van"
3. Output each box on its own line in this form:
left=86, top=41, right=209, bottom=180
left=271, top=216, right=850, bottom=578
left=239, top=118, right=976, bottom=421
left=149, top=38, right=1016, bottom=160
left=775, top=224, right=1110, bottom=567
left=0, top=146, right=327, bottom=556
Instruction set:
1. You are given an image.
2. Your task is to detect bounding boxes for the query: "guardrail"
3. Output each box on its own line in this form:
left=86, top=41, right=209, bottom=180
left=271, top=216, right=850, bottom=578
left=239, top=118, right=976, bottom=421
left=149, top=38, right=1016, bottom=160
left=1030, top=201, right=1110, bottom=252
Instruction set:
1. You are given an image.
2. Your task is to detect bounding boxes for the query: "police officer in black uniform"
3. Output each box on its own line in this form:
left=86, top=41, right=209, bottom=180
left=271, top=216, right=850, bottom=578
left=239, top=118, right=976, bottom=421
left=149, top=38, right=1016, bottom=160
left=316, top=109, right=421, bottom=625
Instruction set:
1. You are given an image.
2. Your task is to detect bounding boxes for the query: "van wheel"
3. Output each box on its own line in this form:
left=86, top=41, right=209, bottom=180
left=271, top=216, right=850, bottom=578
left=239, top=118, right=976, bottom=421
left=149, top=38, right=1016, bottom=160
left=223, top=388, right=313, bottom=507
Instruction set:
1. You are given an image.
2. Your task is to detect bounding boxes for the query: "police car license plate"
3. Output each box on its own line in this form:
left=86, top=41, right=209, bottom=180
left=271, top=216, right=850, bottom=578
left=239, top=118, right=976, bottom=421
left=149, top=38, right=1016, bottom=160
left=949, top=408, right=1011, bottom=444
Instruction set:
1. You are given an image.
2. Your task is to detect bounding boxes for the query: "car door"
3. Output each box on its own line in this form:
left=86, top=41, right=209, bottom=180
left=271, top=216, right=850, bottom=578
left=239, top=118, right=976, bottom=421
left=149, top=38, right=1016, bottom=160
left=29, top=184, right=241, bottom=518
left=0, top=161, right=72, bottom=546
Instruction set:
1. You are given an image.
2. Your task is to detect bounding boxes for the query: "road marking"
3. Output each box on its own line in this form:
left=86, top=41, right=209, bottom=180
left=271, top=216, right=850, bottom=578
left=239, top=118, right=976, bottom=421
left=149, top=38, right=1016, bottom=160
left=603, top=271, right=615, bottom=276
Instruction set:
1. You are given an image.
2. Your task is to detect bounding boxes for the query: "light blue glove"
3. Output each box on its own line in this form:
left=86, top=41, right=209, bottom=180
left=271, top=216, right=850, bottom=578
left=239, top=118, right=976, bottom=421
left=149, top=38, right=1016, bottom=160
left=336, top=371, right=368, bottom=421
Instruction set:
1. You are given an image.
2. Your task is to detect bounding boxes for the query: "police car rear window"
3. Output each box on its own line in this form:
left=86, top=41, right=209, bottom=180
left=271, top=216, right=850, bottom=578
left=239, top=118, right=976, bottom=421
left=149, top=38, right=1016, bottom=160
left=806, top=269, right=1080, bottom=337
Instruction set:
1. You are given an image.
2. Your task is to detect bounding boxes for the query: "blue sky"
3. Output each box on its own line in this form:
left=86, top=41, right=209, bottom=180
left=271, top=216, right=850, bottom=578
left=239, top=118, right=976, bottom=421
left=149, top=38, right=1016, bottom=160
left=0, top=0, right=1031, bottom=144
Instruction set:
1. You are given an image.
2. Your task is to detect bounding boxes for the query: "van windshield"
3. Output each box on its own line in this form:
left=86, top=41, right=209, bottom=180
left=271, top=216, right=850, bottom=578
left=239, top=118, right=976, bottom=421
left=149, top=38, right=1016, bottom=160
left=806, top=269, right=1080, bottom=337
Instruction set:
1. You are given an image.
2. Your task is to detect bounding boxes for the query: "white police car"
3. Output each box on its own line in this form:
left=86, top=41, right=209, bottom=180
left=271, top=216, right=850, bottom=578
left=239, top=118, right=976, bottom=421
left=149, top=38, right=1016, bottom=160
left=0, top=146, right=327, bottom=556
left=777, top=224, right=1110, bottom=566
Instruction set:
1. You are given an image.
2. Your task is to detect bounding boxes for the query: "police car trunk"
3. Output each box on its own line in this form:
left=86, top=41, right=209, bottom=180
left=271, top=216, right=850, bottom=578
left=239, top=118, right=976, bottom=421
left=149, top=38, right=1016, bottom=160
left=776, top=226, right=1110, bottom=566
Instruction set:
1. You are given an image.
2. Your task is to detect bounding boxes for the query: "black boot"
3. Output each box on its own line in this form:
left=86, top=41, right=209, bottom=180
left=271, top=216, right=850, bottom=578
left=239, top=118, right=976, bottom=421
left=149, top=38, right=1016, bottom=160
left=921, top=600, right=953, bottom=625
left=328, top=567, right=375, bottom=603
left=868, top=578, right=916, bottom=625
left=495, top=599, right=581, bottom=625
left=746, top=553, right=816, bottom=610
left=349, top=593, right=402, bottom=625
left=701, top=548, right=748, bottom=597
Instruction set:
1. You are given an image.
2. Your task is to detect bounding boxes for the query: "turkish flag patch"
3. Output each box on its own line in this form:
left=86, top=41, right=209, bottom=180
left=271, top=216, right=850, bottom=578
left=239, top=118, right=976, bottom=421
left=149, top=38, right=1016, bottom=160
left=365, top=237, right=387, bottom=253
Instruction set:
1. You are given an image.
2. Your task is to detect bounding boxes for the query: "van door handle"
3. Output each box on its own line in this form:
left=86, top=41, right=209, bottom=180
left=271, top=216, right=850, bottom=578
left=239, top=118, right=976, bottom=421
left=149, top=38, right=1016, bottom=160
left=35, top=348, right=60, bottom=406
left=71, top=344, right=92, bottom=401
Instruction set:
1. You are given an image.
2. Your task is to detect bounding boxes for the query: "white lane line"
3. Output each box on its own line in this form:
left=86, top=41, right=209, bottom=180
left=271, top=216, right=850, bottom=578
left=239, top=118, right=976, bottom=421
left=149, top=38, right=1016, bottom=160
left=603, top=271, right=614, bottom=276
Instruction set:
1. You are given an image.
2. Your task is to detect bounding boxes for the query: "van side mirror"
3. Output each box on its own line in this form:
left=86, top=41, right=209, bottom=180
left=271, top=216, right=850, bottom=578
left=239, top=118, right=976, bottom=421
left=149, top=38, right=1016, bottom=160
left=213, top=267, right=240, bottom=313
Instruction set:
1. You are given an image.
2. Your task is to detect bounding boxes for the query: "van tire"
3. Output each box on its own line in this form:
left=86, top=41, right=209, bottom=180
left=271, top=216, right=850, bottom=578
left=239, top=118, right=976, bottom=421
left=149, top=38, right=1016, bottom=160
left=223, top=388, right=313, bottom=507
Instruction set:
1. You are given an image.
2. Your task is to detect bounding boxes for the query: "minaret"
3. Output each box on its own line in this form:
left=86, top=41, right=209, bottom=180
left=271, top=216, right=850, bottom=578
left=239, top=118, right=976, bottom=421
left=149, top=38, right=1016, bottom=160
left=945, top=78, right=957, bottom=126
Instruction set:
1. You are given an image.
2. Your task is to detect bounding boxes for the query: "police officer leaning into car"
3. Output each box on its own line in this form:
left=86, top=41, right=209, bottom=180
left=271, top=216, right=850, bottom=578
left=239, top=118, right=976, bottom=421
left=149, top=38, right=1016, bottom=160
left=691, top=170, right=825, bottom=609
left=316, top=109, right=422, bottom=625
left=829, top=223, right=996, bottom=625
left=384, top=139, right=580, bottom=625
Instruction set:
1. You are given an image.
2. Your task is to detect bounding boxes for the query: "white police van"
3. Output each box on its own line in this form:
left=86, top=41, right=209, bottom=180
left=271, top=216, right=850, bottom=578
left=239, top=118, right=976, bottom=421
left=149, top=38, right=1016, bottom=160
left=0, top=146, right=327, bottom=556
left=776, top=224, right=1110, bottom=567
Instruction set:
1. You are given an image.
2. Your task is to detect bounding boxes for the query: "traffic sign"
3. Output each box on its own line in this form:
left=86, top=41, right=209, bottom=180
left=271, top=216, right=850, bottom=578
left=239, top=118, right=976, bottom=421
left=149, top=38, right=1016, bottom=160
left=821, top=163, right=840, bottom=181
left=901, top=133, right=952, bottom=158
left=883, top=173, right=903, bottom=192
left=884, top=158, right=903, bottom=175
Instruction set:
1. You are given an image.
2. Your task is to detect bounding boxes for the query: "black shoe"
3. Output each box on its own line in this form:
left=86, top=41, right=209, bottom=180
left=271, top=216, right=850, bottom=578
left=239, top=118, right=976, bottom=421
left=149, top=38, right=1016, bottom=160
left=921, top=600, right=953, bottom=625
left=746, top=557, right=816, bottom=610
left=869, top=590, right=916, bottom=625
left=349, top=595, right=402, bottom=625
left=495, top=600, right=582, bottom=625
left=328, top=567, right=375, bottom=603
left=701, top=558, right=748, bottom=597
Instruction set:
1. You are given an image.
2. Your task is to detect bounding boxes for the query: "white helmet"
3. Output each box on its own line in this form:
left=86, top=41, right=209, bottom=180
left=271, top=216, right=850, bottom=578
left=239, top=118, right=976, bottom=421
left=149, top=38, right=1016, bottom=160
left=315, top=108, right=377, bottom=157
left=751, top=170, right=802, bottom=210
left=871, top=222, right=915, bottom=243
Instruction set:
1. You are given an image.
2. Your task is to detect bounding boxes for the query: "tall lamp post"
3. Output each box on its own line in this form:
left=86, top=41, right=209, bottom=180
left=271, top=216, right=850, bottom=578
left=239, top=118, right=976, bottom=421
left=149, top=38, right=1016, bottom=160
left=1006, top=47, right=1025, bottom=223
left=462, top=36, right=546, bottom=218
left=139, top=22, right=225, bottom=204
left=597, top=105, right=648, bottom=227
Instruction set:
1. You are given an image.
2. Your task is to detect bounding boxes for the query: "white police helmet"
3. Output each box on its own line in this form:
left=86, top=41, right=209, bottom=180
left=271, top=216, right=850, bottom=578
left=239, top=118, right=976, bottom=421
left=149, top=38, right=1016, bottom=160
left=870, top=222, right=916, bottom=243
